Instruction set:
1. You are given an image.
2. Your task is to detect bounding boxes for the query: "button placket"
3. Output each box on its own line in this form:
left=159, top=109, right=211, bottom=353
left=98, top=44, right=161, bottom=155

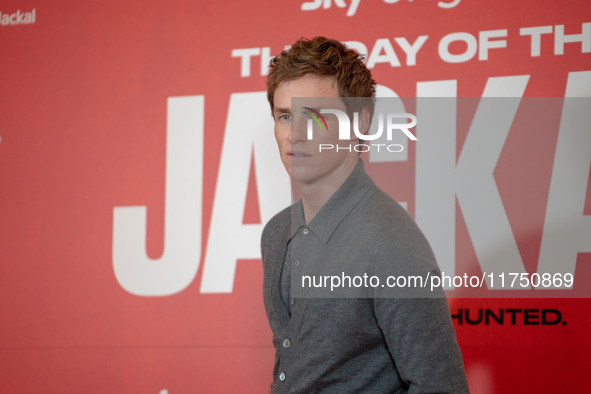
left=277, top=224, right=315, bottom=388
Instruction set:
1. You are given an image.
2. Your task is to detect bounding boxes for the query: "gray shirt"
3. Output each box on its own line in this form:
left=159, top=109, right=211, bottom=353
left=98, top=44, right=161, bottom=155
left=261, top=160, right=469, bottom=393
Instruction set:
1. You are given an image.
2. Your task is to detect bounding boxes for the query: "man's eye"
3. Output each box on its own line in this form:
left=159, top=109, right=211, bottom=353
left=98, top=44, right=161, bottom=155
left=279, top=114, right=292, bottom=121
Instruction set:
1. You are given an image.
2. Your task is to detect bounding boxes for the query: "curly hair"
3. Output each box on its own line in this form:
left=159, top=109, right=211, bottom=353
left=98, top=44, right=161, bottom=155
left=266, top=36, right=376, bottom=117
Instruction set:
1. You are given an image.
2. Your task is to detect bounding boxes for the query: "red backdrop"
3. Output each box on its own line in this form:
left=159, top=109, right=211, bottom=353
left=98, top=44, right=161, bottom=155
left=1, top=0, right=590, bottom=392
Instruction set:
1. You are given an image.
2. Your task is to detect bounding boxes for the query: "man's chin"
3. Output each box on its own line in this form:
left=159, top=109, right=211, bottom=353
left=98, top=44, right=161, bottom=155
left=288, top=167, right=308, bottom=181
left=289, top=167, right=322, bottom=185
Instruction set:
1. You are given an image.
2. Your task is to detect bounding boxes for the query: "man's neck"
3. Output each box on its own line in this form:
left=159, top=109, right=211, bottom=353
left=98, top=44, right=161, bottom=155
left=297, top=158, right=359, bottom=224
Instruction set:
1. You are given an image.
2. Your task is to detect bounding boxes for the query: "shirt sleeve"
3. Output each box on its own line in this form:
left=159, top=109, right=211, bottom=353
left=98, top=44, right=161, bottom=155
left=373, top=296, right=469, bottom=393
left=370, top=200, right=470, bottom=393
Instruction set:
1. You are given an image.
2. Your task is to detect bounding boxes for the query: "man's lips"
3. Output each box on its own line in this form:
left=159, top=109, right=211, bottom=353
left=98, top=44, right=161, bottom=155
left=287, top=151, right=312, bottom=158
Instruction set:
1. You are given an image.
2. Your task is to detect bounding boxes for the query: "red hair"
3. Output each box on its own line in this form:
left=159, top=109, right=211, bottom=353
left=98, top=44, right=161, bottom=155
left=267, top=36, right=376, bottom=117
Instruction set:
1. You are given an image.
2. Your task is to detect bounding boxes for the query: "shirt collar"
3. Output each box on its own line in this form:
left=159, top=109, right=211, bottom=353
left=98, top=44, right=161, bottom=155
left=287, top=159, right=375, bottom=244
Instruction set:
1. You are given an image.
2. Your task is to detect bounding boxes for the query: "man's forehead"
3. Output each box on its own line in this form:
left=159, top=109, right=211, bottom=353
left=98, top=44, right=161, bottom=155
left=274, top=76, right=344, bottom=111
left=291, top=97, right=346, bottom=111
left=275, top=74, right=338, bottom=98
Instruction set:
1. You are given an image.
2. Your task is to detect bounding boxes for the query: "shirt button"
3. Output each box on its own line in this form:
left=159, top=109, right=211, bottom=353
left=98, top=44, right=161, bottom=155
left=302, top=228, right=309, bottom=235
left=294, top=259, right=300, bottom=266
left=279, top=372, right=286, bottom=381
left=282, top=338, right=291, bottom=348
left=291, top=298, right=295, bottom=305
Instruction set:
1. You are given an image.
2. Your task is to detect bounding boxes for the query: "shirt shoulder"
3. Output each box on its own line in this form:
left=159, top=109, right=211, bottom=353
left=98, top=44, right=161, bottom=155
left=356, top=186, right=425, bottom=242
left=355, top=186, right=439, bottom=274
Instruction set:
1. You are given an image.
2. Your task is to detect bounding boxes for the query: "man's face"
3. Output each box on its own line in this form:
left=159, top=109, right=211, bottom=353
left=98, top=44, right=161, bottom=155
left=272, top=74, right=359, bottom=187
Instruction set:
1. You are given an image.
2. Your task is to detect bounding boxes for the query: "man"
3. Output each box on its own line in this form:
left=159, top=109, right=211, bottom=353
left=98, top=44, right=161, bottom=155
left=261, top=36, right=468, bottom=393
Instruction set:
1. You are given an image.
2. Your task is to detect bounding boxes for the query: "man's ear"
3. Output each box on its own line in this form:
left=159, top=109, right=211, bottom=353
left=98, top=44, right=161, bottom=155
left=357, top=106, right=371, bottom=136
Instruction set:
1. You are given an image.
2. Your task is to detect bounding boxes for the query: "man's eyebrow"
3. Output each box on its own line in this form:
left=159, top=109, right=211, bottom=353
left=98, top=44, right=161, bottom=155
left=302, top=106, right=322, bottom=112
left=273, top=107, right=291, bottom=114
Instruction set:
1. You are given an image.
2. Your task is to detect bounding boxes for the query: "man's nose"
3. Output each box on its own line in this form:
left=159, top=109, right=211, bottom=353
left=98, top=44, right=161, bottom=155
left=291, top=113, right=308, bottom=143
